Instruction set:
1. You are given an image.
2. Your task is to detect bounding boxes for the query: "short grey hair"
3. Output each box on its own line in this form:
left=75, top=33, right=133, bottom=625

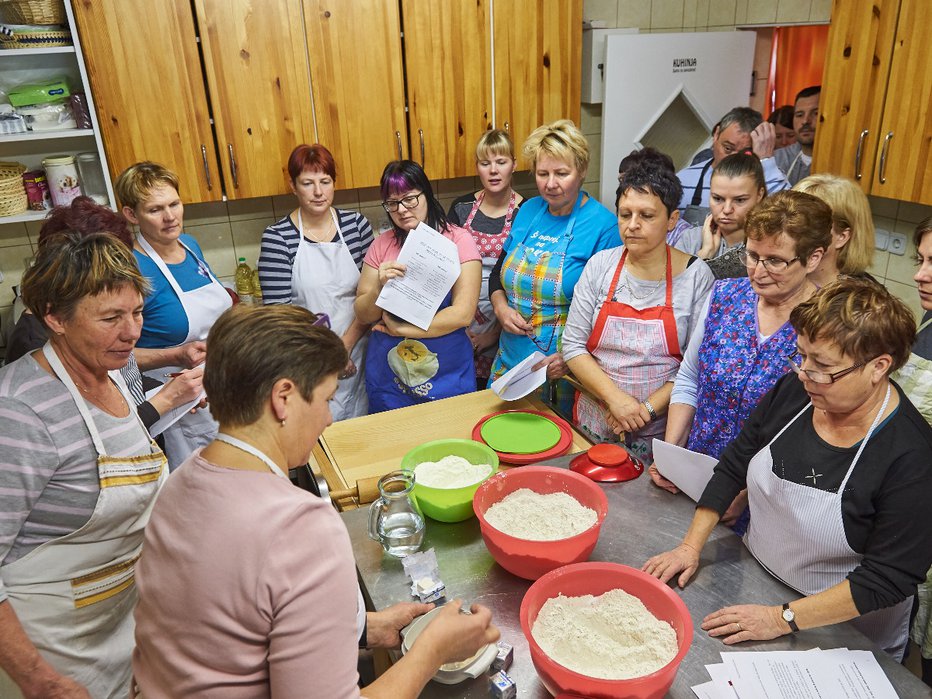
left=717, top=106, right=763, bottom=136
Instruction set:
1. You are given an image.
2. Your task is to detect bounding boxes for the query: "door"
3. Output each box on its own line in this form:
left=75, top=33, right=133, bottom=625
left=72, top=0, right=220, bottom=203
left=492, top=0, right=583, bottom=168
left=402, top=0, right=492, bottom=180
left=195, top=0, right=315, bottom=200
left=869, top=0, right=932, bottom=204
left=811, top=0, right=900, bottom=190
left=304, top=0, right=408, bottom=190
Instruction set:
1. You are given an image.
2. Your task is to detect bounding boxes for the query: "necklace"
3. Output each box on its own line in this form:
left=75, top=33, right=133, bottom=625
left=299, top=209, right=335, bottom=242
left=614, top=269, right=663, bottom=301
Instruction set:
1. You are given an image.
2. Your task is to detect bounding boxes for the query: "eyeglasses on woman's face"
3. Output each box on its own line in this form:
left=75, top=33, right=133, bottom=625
left=381, top=192, right=423, bottom=213
left=786, top=349, right=871, bottom=384
left=739, top=248, right=801, bottom=273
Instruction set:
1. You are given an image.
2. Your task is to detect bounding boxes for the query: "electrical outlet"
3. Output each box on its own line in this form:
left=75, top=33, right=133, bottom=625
left=875, top=229, right=890, bottom=251
left=888, top=232, right=907, bottom=256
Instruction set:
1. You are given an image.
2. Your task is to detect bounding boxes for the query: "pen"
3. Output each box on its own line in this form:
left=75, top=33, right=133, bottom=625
left=164, top=372, right=184, bottom=378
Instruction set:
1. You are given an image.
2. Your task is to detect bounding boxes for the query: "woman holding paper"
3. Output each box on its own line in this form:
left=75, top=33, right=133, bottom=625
left=355, top=160, right=481, bottom=412
left=643, top=277, right=932, bottom=662
left=562, top=158, right=714, bottom=461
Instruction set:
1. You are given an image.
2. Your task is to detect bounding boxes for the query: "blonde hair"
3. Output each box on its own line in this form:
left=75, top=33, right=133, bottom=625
left=793, top=174, right=874, bottom=275
left=114, top=161, right=181, bottom=211
left=476, top=129, right=515, bottom=161
left=522, top=119, right=589, bottom=173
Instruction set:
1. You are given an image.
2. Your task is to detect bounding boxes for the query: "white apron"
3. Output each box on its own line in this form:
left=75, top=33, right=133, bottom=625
left=0, top=344, right=167, bottom=699
left=293, top=209, right=367, bottom=420
left=136, top=233, right=231, bottom=470
left=744, top=385, right=912, bottom=660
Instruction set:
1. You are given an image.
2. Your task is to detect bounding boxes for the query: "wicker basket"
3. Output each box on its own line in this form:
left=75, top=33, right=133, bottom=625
left=0, top=25, right=71, bottom=48
left=0, top=189, right=28, bottom=217
left=0, top=0, right=65, bottom=25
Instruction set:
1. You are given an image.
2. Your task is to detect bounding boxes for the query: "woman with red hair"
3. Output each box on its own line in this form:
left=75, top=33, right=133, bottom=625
left=258, top=144, right=374, bottom=420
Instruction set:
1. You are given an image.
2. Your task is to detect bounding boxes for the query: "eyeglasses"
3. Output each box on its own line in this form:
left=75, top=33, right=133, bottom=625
left=786, top=350, right=869, bottom=384
left=381, top=193, right=423, bottom=213
left=738, top=248, right=800, bottom=272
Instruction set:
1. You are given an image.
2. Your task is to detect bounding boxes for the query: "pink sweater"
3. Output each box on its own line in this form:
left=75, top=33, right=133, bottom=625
left=132, top=454, right=361, bottom=698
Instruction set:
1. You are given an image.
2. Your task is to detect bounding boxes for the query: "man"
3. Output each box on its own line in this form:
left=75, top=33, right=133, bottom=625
left=677, top=106, right=788, bottom=225
left=774, top=85, right=820, bottom=185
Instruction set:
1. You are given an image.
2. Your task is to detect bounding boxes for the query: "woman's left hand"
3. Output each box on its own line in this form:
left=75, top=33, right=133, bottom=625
left=468, top=327, right=502, bottom=354
left=365, top=602, right=435, bottom=649
left=533, top=352, right=567, bottom=380
left=605, top=391, right=650, bottom=433
left=702, top=604, right=786, bottom=645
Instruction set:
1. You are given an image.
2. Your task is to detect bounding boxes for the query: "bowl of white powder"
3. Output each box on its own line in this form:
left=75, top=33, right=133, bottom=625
left=401, top=439, right=499, bottom=522
left=520, top=562, right=693, bottom=699
left=472, top=466, right=608, bottom=580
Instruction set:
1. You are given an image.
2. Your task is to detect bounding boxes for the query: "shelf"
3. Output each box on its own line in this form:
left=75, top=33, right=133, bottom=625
left=0, top=209, right=49, bottom=225
left=0, top=46, right=75, bottom=57
left=0, top=128, right=94, bottom=143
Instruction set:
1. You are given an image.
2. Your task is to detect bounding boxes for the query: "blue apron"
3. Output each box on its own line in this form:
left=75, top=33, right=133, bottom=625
left=366, top=289, right=474, bottom=413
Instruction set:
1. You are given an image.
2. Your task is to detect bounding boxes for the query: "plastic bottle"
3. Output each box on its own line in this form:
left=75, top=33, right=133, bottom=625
left=234, top=257, right=253, bottom=305
left=250, top=269, right=263, bottom=305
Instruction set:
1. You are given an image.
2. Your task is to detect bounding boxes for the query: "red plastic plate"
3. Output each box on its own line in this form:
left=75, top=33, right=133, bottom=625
left=471, top=410, right=573, bottom=465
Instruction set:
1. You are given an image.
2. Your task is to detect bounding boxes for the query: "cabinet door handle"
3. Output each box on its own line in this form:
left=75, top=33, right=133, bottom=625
left=201, top=145, right=213, bottom=191
left=878, top=131, right=894, bottom=184
left=418, top=128, right=425, bottom=168
left=228, top=143, right=239, bottom=189
left=854, top=129, right=869, bottom=180
left=503, top=121, right=509, bottom=132
left=395, top=130, right=403, bottom=161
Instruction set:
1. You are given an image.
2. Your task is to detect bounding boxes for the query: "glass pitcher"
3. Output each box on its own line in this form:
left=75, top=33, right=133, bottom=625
left=367, top=470, right=425, bottom=558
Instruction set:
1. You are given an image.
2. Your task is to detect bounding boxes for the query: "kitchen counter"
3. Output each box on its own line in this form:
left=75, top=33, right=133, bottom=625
left=342, top=454, right=932, bottom=698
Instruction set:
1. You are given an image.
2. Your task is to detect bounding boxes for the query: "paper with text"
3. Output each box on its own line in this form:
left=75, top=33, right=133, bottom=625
left=144, top=382, right=206, bottom=438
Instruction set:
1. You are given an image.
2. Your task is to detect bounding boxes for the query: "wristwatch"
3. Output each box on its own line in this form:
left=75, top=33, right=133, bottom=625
left=642, top=399, right=657, bottom=421
left=782, top=603, right=799, bottom=633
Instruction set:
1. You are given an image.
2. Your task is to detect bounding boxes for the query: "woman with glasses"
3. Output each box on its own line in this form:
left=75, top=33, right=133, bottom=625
left=488, top=120, right=618, bottom=388
left=258, top=144, right=374, bottom=420
left=653, top=191, right=832, bottom=532
left=644, top=277, right=932, bottom=662
left=447, top=130, right=524, bottom=390
left=562, top=158, right=714, bottom=461
left=355, top=161, right=481, bottom=412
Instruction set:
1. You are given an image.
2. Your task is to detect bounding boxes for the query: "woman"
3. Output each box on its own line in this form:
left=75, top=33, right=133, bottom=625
left=793, top=173, right=875, bottom=287
left=116, top=161, right=232, bottom=469
left=902, top=217, right=932, bottom=684
left=447, top=129, right=524, bottom=389
left=258, top=144, right=373, bottom=419
left=354, top=161, right=481, bottom=412
left=673, top=152, right=766, bottom=279
left=0, top=233, right=166, bottom=699
left=617, top=147, right=692, bottom=248
left=768, top=105, right=796, bottom=149
left=656, top=191, right=832, bottom=530
left=563, top=158, right=714, bottom=461
left=489, top=119, right=618, bottom=385
left=644, top=277, right=932, bottom=662
left=132, top=304, right=498, bottom=697
left=4, top=196, right=204, bottom=432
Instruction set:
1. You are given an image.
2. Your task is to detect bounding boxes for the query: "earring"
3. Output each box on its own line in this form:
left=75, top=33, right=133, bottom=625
left=280, top=417, right=287, bottom=427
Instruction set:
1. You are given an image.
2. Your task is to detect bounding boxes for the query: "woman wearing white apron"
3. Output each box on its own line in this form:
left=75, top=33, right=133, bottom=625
left=116, top=162, right=232, bottom=470
left=643, top=278, right=932, bottom=661
left=0, top=234, right=166, bottom=699
left=258, top=144, right=374, bottom=420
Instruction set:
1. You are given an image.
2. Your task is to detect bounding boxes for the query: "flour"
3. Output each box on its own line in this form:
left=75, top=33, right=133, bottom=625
left=414, top=455, right=493, bottom=489
left=483, top=488, right=596, bottom=540
left=531, top=589, right=679, bottom=680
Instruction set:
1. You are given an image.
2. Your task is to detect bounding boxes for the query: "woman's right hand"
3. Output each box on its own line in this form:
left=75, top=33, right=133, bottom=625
left=605, top=391, right=649, bottom=433
left=494, top=304, right=534, bottom=335
left=175, top=340, right=207, bottom=369
left=648, top=463, right=680, bottom=494
left=161, top=368, right=204, bottom=409
left=377, top=261, right=407, bottom=287
left=641, top=543, right=701, bottom=588
left=697, top=214, right=721, bottom=260
left=416, top=600, right=500, bottom=668
left=23, top=672, right=91, bottom=699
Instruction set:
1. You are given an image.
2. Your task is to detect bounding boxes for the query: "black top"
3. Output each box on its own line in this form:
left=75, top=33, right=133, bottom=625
left=698, top=373, right=932, bottom=614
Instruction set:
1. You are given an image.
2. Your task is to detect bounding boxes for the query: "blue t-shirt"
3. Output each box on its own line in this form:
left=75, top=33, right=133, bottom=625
left=134, top=234, right=215, bottom=349
left=500, top=194, right=619, bottom=300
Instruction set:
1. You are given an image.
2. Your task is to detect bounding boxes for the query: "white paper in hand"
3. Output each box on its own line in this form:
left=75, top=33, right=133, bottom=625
left=375, top=222, right=461, bottom=331
left=491, top=351, right=547, bottom=401
left=651, top=439, right=718, bottom=502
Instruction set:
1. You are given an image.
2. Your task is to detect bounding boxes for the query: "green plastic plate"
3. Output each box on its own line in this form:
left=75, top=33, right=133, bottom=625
left=479, top=412, right=562, bottom=454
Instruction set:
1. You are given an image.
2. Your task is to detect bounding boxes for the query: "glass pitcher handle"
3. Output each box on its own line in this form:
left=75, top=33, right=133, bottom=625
left=367, top=497, right=385, bottom=542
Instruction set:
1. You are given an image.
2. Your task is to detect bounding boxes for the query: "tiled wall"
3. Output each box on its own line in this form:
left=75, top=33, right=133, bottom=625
left=2, top=0, right=929, bottom=356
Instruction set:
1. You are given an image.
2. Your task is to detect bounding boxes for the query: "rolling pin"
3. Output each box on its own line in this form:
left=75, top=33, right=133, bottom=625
left=329, top=475, right=383, bottom=504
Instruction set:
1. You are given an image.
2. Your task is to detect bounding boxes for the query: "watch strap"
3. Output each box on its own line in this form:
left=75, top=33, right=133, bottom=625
left=642, top=399, right=657, bottom=421
left=782, top=602, right=799, bottom=633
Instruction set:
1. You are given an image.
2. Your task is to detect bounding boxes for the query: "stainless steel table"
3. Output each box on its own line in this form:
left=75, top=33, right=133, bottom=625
left=343, top=455, right=932, bottom=698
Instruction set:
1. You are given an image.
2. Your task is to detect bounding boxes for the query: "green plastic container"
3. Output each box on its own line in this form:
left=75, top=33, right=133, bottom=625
left=400, top=439, right=499, bottom=523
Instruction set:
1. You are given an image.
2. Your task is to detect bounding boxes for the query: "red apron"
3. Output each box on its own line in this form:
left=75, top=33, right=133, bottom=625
left=573, top=248, right=682, bottom=456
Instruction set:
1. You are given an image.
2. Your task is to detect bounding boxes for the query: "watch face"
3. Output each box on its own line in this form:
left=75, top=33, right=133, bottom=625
left=782, top=608, right=795, bottom=622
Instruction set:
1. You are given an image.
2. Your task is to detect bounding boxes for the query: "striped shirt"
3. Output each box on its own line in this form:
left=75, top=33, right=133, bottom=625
left=676, top=156, right=789, bottom=211
left=258, top=209, right=374, bottom=305
left=0, top=355, right=152, bottom=602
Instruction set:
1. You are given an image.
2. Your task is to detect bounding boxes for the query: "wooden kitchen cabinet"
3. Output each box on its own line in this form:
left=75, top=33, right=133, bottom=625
left=194, top=0, right=315, bottom=200
left=72, top=0, right=220, bottom=203
left=813, top=0, right=932, bottom=204
left=303, top=0, right=408, bottom=191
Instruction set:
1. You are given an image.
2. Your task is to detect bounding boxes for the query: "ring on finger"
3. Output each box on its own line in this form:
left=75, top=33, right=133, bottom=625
left=736, top=622, right=742, bottom=631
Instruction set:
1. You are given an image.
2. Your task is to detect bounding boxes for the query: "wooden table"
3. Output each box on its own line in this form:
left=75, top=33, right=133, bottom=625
left=312, top=390, right=592, bottom=497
